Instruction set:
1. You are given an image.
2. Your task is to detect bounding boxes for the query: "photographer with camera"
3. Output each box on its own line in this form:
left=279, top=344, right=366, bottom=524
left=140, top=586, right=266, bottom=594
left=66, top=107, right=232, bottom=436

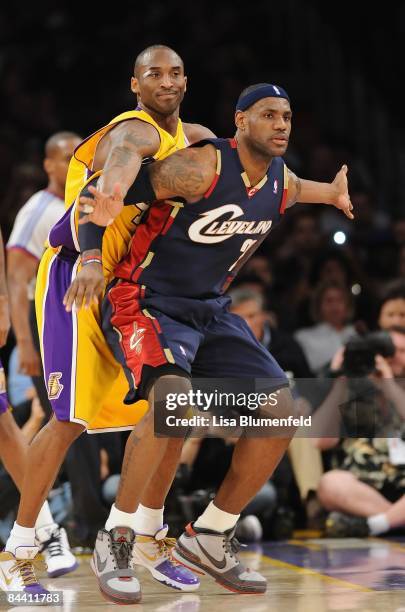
left=313, top=326, right=405, bottom=537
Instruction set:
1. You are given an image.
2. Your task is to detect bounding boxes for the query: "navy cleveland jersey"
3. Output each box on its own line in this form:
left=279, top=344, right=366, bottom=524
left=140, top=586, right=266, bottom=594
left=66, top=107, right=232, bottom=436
left=115, top=138, right=289, bottom=299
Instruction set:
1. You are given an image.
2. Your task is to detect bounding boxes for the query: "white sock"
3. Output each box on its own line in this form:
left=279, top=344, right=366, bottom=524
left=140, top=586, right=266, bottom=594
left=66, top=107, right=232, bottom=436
left=367, top=513, right=390, bottom=535
left=6, top=522, right=36, bottom=557
left=35, top=501, right=57, bottom=532
left=194, top=501, right=240, bottom=533
left=133, top=504, right=164, bottom=536
left=105, top=504, right=136, bottom=531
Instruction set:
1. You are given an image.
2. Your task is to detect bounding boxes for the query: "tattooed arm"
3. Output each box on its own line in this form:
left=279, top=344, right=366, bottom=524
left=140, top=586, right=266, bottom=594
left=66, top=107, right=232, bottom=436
left=64, top=120, right=160, bottom=312
left=94, top=119, right=160, bottom=195
left=149, top=144, right=217, bottom=202
left=65, top=143, right=216, bottom=311
left=78, top=144, right=217, bottom=227
left=285, top=165, right=353, bottom=219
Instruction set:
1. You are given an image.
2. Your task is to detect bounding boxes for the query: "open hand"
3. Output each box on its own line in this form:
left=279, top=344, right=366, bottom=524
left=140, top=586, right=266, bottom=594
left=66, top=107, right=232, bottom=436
left=78, top=183, right=124, bottom=227
left=332, top=165, right=354, bottom=220
left=63, top=263, right=105, bottom=312
left=18, top=339, right=41, bottom=376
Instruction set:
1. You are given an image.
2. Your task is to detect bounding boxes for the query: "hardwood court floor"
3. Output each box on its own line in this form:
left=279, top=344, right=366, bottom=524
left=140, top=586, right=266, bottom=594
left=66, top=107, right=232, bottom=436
left=5, top=537, right=405, bottom=611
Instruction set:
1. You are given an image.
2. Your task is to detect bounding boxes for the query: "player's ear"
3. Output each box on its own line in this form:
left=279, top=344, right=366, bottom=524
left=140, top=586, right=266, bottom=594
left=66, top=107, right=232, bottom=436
left=43, top=157, right=54, bottom=176
left=131, top=76, right=140, bottom=95
left=184, top=75, right=187, bottom=92
left=235, top=110, right=246, bottom=131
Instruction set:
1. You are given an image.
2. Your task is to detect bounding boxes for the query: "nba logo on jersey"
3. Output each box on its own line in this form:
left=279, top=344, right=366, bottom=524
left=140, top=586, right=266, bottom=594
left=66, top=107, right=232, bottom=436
left=273, top=179, right=278, bottom=194
left=48, top=372, right=64, bottom=400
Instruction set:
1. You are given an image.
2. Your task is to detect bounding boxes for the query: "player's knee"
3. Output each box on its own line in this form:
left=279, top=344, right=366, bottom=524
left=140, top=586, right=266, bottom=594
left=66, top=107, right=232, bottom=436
left=47, top=416, right=85, bottom=445
left=150, top=374, right=192, bottom=413
left=148, top=374, right=193, bottom=437
left=258, top=387, right=297, bottom=436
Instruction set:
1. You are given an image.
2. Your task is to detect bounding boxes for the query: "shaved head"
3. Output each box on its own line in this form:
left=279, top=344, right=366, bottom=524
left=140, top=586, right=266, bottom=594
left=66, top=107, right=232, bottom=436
left=45, top=131, right=81, bottom=158
left=134, top=44, right=183, bottom=77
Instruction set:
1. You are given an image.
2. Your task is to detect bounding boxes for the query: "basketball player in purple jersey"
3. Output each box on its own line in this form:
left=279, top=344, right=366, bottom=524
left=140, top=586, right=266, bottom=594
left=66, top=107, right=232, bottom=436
left=0, top=45, right=214, bottom=603
left=67, top=83, right=353, bottom=599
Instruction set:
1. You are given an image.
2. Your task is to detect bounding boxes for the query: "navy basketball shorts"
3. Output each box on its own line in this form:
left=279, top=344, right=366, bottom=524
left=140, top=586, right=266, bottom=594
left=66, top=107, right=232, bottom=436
left=102, top=280, right=288, bottom=402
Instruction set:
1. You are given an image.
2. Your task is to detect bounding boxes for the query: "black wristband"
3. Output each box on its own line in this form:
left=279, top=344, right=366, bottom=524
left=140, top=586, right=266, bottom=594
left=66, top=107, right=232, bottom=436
left=78, top=221, right=106, bottom=252
left=77, top=176, right=107, bottom=252
left=124, top=163, right=157, bottom=205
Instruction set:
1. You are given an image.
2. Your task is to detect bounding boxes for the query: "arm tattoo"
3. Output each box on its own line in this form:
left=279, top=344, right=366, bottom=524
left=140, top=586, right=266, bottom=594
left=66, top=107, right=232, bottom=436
left=150, top=150, right=208, bottom=198
left=106, top=145, right=137, bottom=169
left=104, top=128, right=155, bottom=171
left=124, top=132, right=155, bottom=149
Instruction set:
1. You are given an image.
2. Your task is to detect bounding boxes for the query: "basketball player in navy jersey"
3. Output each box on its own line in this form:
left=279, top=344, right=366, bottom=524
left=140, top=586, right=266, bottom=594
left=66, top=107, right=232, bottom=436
left=68, top=83, right=352, bottom=598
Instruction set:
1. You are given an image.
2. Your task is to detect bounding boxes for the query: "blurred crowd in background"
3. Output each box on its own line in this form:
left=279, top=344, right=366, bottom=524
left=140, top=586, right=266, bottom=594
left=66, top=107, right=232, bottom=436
left=1, top=1, right=405, bottom=547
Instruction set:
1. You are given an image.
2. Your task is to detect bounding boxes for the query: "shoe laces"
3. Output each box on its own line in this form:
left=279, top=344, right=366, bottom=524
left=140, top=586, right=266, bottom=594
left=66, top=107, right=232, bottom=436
left=41, top=528, right=63, bottom=558
left=111, top=539, right=133, bottom=570
left=222, top=534, right=245, bottom=559
left=142, top=535, right=180, bottom=565
left=158, top=536, right=178, bottom=561
left=10, top=558, right=46, bottom=587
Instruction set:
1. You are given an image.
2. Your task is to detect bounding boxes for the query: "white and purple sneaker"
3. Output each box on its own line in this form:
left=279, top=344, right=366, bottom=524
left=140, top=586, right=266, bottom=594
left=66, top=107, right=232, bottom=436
left=0, top=548, right=49, bottom=600
left=132, top=525, right=200, bottom=591
left=36, top=525, right=78, bottom=578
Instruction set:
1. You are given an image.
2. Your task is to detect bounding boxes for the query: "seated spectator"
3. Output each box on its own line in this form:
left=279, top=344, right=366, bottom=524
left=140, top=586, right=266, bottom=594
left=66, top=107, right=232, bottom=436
left=377, top=279, right=405, bottom=330
left=294, top=281, right=357, bottom=375
left=314, top=327, right=405, bottom=537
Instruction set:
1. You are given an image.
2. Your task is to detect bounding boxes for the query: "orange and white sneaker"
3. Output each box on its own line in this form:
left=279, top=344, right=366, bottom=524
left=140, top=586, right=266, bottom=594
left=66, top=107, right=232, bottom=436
left=132, top=525, right=199, bottom=591
left=172, top=523, right=267, bottom=594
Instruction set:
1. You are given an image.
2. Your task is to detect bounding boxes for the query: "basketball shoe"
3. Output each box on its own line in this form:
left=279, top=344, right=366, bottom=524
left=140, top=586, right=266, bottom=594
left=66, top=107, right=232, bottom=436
left=172, top=522, right=267, bottom=594
left=91, top=527, right=141, bottom=604
left=36, top=525, right=78, bottom=578
left=0, top=547, right=49, bottom=597
left=132, top=525, right=199, bottom=591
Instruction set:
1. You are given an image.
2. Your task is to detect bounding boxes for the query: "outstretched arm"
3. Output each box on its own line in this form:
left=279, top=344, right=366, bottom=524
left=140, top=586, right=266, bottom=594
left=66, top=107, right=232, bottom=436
left=78, top=144, right=217, bottom=226
left=64, top=120, right=160, bottom=312
left=64, top=145, right=217, bottom=311
left=286, top=165, right=353, bottom=219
